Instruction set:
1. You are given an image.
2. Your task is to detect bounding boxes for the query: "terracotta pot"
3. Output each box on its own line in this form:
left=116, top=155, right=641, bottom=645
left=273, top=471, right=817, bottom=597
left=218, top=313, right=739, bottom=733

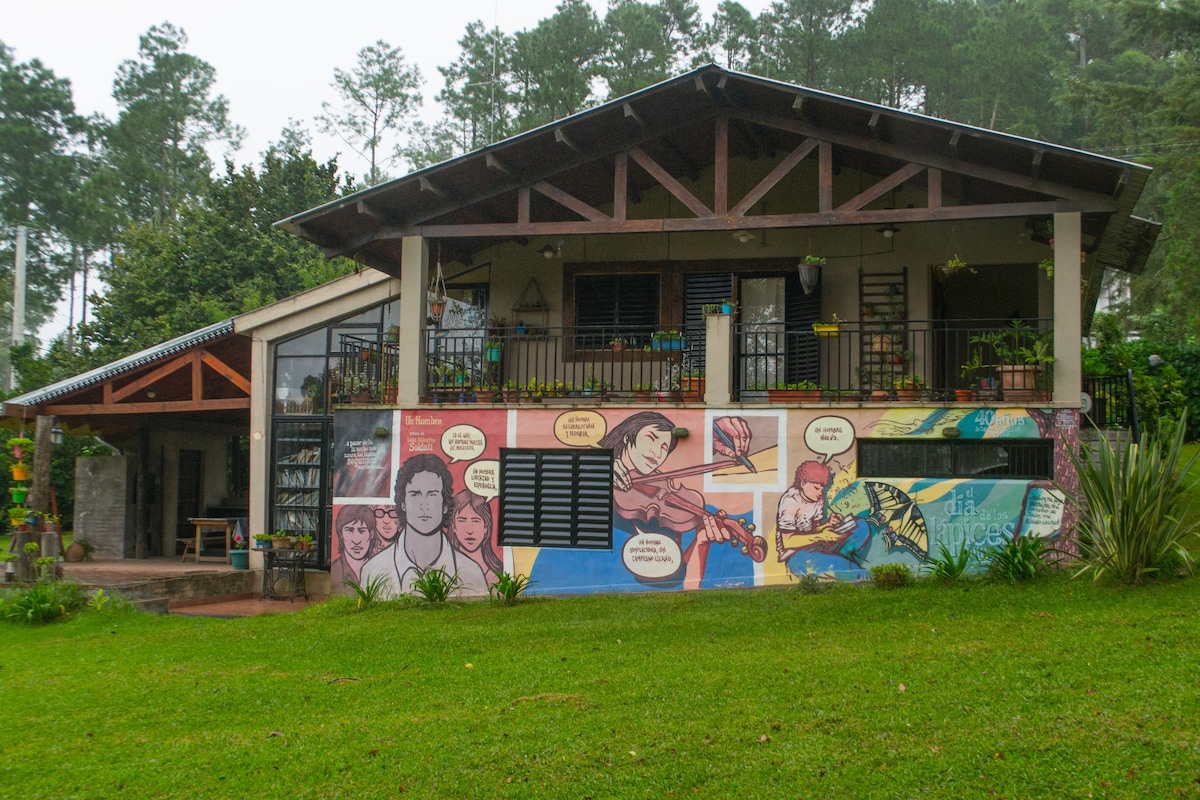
left=894, top=389, right=922, bottom=402
left=954, top=389, right=975, bottom=402
left=767, top=389, right=822, bottom=403
left=271, top=537, right=293, bottom=550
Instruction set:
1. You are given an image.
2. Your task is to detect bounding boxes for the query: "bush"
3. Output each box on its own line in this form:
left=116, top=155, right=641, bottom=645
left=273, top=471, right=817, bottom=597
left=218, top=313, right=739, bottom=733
left=1071, top=414, right=1199, bottom=583
left=342, top=573, right=391, bottom=610
left=923, top=543, right=976, bottom=581
left=3, top=581, right=86, bottom=624
left=411, top=566, right=462, bottom=603
left=985, top=535, right=1053, bottom=584
left=490, top=571, right=534, bottom=604
left=870, top=563, right=914, bottom=589
left=795, top=572, right=835, bottom=594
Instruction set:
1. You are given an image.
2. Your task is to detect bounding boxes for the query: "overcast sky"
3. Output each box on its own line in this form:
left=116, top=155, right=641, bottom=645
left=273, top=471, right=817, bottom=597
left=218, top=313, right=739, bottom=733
left=6, top=1, right=772, bottom=343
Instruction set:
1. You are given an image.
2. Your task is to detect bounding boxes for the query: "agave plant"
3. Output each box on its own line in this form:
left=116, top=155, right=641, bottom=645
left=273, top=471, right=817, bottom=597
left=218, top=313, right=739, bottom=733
left=1070, top=415, right=1199, bottom=584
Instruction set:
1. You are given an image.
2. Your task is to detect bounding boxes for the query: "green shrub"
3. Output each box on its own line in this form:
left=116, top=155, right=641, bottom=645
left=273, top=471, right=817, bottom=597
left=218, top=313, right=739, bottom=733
left=3, top=581, right=85, bottom=624
left=1071, top=415, right=1199, bottom=583
left=410, top=566, right=462, bottom=603
left=795, top=572, right=835, bottom=594
left=923, top=543, right=976, bottom=581
left=490, top=571, right=534, bottom=604
left=342, top=573, right=391, bottom=609
left=869, top=563, right=914, bottom=589
left=985, top=535, right=1053, bottom=583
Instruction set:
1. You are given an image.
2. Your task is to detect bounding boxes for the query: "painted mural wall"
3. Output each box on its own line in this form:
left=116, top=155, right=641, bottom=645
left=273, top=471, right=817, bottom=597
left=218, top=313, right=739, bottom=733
left=330, top=406, right=1078, bottom=597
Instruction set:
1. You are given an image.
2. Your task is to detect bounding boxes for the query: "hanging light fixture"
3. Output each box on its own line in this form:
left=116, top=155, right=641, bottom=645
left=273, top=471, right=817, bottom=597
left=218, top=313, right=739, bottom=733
left=428, top=241, right=447, bottom=322
left=732, top=230, right=756, bottom=244
left=876, top=224, right=900, bottom=239
left=538, top=240, right=563, bottom=259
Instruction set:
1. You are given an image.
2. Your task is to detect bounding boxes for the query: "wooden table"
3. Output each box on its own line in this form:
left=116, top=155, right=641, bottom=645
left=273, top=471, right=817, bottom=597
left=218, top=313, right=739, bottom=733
left=183, top=517, right=234, bottom=564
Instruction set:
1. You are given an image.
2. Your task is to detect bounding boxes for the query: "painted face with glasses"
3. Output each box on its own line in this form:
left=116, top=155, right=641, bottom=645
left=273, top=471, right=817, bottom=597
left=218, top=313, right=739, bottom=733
left=371, top=504, right=399, bottom=544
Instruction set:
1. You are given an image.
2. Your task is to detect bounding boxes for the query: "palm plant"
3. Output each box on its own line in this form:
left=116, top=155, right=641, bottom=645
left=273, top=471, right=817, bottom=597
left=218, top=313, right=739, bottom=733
left=1070, top=415, right=1199, bottom=583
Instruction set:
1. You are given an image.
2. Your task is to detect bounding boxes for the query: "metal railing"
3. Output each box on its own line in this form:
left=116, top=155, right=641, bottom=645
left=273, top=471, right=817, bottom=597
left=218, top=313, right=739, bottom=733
left=734, top=318, right=1055, bottom=402
left=335, top=334, right=399, bottom=402
left=1081, top=372, right=1137, bottom=432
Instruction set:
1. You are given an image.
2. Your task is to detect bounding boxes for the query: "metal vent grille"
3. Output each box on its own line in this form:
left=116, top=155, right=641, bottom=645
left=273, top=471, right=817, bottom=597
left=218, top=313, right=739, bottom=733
left=499, top=448, right=614, bottom=549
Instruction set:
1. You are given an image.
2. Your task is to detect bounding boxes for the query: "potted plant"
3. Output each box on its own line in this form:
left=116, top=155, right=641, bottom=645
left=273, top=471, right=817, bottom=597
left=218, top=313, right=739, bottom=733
left=229, top=537, right=250, bottom=570
left=938, top=255, right=974, bottom=277
left=2, top=553, right=17, bottom=581
left=9, top=485, right=29, bottom=505
left=380, top=376, right=399, bottom=404
left=484, top=338, right=503, bottom=362
left=719, top=299, right=738, bottom=315
left=964, top=321, right=1055, bottom=402
left=295, top=533, right=314, bottom=552
left=812, top=313, right=844, bottom=338
left=650, top=330, right=685, bottom=351
left=524, top=378, right=546, bottom=402
left=8, top=506, right=31, bottom=527
left=768, top=380, right=823, bottom=402
left=7, top=436, right=34, bottom=461
left=633, top=384, right=653, bottom=403
left=680, top=370, right=706, bottom=402
left=503, top=380, right=522, bottom=403
left=253, top=532, right=273, bottom=550
left=702, top=303, right=722, bottom=316
left=803, top=254, right=826, bottom=266
left=892, top=375, right=926, bottom=401
left=609, top=336, right=629, bottom=352
left=271, top=530, right=294, bottom=550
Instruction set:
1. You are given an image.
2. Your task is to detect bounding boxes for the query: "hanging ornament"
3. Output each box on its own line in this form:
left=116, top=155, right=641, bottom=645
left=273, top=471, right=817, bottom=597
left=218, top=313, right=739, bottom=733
left=428, top=241, right=447, bottom=322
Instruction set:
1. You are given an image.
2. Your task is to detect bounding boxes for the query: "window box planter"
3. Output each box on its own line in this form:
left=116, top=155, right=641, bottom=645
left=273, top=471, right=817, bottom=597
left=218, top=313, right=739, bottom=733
left=812, top=323, right=841, bottom=338
left=767, top=388, right=822, bottom=403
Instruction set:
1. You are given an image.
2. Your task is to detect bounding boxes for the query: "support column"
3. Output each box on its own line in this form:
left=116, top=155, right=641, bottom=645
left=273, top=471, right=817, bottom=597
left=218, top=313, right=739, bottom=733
left=704, top=313, right=733, bottom=405
left=397, top=236, right=429, bottom=406
left=1052, top=211, right=1082, bottom=405
left=248, top=335, right=270, bottom=570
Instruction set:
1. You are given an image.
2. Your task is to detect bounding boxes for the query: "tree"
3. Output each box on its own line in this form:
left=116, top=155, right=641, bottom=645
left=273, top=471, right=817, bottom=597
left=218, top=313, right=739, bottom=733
left=82, top=136, right=353, bottom=362
left=318, top=40, right=423, bottom=186
left=756, top=0, right=855, bottom=87
left=106, top=23, right=243, bottom=224
left=694, top=1, right=761, bottom=70
left=601, top=1, right=702, bottom=98
left=437, top=21, right=515, bottom=152
left=510, top=0, right=605, bottom=129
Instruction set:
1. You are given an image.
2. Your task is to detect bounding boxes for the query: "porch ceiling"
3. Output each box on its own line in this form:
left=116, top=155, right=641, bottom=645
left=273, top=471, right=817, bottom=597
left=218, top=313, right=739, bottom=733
left=278, top=65, right=1152, bottom=277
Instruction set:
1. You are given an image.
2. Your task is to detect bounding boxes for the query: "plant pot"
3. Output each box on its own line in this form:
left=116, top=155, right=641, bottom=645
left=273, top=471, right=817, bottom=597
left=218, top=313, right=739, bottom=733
left=954, top=389, right=975, bottom=402
left=10, top=487, right=28, bottom=504
left=767, top=389, right=822, bottom=403
left=230, top=550, right=250, bottom=570
left=11, top=464, right=27, bottom=482
left=812, top=323, right=841, bottom=338
left=271, top=537, right=293, bottom=550
left=720, top=303, right=733, bottom=315
left=651, top=338, right=684, bottom=351
left=503, top=389, right=521, bottom=403
left=681, top=378, right=705, bottom=403
left=999, top=365, right=1043, bottom=403
left=11, top=445, right=23, bottom=460
left=349, top=392, right=373, bottom=404
left=485, top=345, right=502, bottom=362
left=894, top=389, right=922, bottom=402
left=65, top=541, right=87, bottom=562
left=381, top=388, right=398, bottom=404
left=634, top=391, right=652, bottom=403
left=867, top=390, right=890, bottom=402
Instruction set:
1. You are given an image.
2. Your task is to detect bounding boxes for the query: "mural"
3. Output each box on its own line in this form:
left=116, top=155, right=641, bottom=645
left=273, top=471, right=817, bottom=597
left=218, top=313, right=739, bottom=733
left=330, top=405, right=1075, bottom=596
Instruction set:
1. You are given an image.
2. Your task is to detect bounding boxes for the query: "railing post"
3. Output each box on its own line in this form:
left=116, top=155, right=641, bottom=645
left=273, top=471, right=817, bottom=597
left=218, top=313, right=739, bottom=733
left=704, top=313, right=733, bottom=405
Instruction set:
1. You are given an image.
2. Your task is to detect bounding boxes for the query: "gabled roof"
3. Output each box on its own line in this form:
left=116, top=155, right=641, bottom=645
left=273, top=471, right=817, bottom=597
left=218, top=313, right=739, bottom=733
left=278, top=64, right=1154, bottom=276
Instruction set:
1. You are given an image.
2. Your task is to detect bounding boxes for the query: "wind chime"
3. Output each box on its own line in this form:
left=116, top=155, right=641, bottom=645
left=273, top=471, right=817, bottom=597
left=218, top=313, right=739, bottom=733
left=428, top=241, right=447, bottom=323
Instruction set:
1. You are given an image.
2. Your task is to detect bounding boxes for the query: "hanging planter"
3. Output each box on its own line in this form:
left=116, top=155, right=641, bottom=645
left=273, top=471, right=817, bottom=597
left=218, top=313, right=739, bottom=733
left=11, top=463, right=28, bottom=482
left=428, top=240, right=448, bottom=323
left=10, top=486, right=28, bottom=504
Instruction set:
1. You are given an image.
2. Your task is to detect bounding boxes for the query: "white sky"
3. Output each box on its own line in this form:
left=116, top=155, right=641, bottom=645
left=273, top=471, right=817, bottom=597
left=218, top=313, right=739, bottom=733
left=6, top=0, right=773, bottom=344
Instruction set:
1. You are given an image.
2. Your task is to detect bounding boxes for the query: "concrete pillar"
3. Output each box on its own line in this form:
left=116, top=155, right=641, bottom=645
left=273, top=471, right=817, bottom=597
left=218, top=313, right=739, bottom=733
left=704, top=312, right=733, bottom=405
left=1052, top=212, right=1082, bottom=405
left=248, top=335, right=270, bottom=570
left=397, top=236, right=429, bottom=406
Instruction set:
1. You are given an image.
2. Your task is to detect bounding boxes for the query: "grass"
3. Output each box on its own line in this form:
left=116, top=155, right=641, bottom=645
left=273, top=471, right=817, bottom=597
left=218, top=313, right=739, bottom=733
left=2, top=577, right=1199, bottom=798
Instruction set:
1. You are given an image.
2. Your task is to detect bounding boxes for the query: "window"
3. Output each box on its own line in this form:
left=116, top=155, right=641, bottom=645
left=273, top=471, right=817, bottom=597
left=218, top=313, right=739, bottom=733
left=857, top=439, right=1053, bottom=480
left=499, top=448, right=614, bottom=548
left=574, top=274, right=659, bottom=348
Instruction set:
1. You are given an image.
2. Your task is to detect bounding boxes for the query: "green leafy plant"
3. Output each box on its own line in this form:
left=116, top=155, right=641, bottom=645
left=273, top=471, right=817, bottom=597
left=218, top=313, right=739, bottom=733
left=342, top=573, right=391, bottom=610
left=984, top=535, right=1053, bottom=583
left=869, top=562, right=915, bottom=588
left=803, top=254, right=826, bottom=266
left=795, top=572, right=834, bottom=594
left=87, top=588, right=111, bottom=612
left=923, top=543, right=976, bottom=581
left=3, top=581, right=84, bottom=624
left=1070, top=415, right=1199, bottom=583
left=6, top=436, right=34, bottom=458
left=411, top=566, right=462, bottom=603
left=490, top=571, right=534, bottom=604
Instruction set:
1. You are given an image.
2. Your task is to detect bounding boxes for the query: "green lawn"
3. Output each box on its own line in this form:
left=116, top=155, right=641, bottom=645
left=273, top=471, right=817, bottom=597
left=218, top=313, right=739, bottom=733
left=2, top=577, right=1198, bottom=799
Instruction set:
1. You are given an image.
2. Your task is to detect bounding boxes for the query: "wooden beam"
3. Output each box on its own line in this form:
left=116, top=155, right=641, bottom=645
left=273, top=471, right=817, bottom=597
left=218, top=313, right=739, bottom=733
left=928, top=168, right=943, bottom=209
left=109, top=353, right=191, bottom=402
left=200, top=350, right=251, bottom=394
left=418, top=176, right=449, bottom=198
left=45, top=398, right=252, bottom=416
left=730, top=109, right=1119, bottom=210
left=1030, top=149, right=1044, bottom=182
left=628, top=147, right=713, bottom=218
left=868, top=112, right=882, bottom=138
left=613, top=152, right=628, bottom=222
left=554, top=128, right=578, bottom=153
left=1113, top=166, right=1130, bottom=201
left=949, top=130, right=962, bottom=159
left=517, top=186, right=530, bottom=225
left=191, top=350, right=202, bottom=402
left=623, top=103, right=646, bottom=129
left=714, top=116, right=728, bottom=216
left=836, top=162, right=925, bottom=213
left=819, top=141, right=833, bottom=213
left=356, top=201, right=393, bottom=223
left=412, top=199, right=1063, bottom=238
left=694, top=73, right=711, bottom=98
left=485, top=153, right=514, bottom=176
left=532, top=181, right=612, bottom=223
left=729, top=138, right=818, bottom=217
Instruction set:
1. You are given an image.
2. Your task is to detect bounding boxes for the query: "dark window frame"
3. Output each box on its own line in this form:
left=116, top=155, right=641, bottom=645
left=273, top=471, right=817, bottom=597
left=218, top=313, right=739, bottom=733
left=498, top=447, right=615, bottom=549
left=857, top=438, right=1054, bottom=481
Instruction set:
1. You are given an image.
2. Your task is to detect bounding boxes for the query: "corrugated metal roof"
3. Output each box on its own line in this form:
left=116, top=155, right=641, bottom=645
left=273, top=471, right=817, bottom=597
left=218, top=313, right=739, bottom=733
left=3, top=318, right=237, bottom=410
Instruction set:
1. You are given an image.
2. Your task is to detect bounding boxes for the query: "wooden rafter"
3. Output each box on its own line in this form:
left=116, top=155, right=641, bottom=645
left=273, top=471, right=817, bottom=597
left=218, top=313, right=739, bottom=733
left=729, top=139, right=818, bottom=217
left=836, top=162, right=925, bottom=213
left=628, top=146, right=712, bottom=218
left=94, top=347, right=251, bottom=415
left=532, top=181, right=611, bottom=223
left=45, top=398, right=251, bottom=416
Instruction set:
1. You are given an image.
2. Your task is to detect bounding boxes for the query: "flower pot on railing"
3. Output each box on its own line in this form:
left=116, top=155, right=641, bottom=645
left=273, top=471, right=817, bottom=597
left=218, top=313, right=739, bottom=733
left=485, top=344, right=502, bottom=362
left=999, top=365, right=1046, bottom=403
left=954, top=389, right=976, bottom=402
left=812, top=322, right=841, bottom=338
left=768, top=388, right=823, bottom=403
left=681, top=377, right=705, bottom=402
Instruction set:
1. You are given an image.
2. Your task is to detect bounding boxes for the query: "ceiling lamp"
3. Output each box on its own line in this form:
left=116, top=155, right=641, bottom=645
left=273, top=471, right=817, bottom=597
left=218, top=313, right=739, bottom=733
left=877, top=224, right=900, bottom=239
left=539, top=240, right=563, bottom=259
left=732, top=230, right=756, bottom=244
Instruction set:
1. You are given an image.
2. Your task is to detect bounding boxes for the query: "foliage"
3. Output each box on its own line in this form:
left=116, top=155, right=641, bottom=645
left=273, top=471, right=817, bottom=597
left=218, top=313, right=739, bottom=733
left=410, top=566, right=463, bottom=603
left=794, top=571, right=835, bottom=594
left=984, top=535, right=1054, bottom=584
left=923, top=542, right=976, bottom=581
left=489, top=571, right=534, bottom=604
left=869, top=562, right=914, bottom=588
left=341, top=573, right=390, bottom=610
left=1, top=580, right=84, bottom=624
left=1071, top=415, right=1199, bottom=584
left=86, top=587, right=110, bottom=612
left=318, top=40, right=422, bottom=185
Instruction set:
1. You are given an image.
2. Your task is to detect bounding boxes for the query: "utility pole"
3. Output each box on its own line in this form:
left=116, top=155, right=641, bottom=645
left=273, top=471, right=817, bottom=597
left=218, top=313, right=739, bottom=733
left=9, top=224, right=27, bottom=391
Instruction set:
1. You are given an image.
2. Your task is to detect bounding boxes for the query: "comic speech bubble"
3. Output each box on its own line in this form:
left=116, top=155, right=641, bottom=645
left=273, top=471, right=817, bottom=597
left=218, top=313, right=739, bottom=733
left=441, top=424, right=486, bottom=463
left=804, top=416, right=855, bottom=464
left=554, top=410, right=608, bottom=447
left=621, top=529, right=683, bottom=579
left=464, top=459, right=500, bottom=501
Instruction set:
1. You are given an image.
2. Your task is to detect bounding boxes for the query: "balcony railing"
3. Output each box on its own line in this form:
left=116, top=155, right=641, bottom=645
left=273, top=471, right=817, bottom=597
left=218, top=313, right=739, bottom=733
left=734, top=318, right=1055, bottom=402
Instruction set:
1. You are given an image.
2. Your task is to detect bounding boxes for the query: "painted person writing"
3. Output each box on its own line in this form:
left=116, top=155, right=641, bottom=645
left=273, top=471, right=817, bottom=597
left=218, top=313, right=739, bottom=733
left=776, top=460, right=868, bottom=574
left=604, top=412, right=753, bottom=589
left=358, top=453, right=488, bottom=597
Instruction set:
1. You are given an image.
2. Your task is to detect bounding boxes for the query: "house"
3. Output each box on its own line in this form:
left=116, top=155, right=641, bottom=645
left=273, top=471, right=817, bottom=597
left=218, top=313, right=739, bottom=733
left=6, top=66, right=1156, bottom=596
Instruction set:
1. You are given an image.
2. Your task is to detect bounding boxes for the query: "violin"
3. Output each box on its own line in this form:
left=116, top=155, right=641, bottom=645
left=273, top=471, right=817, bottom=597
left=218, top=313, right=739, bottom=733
left=614, top=476, right=768, bottom=563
